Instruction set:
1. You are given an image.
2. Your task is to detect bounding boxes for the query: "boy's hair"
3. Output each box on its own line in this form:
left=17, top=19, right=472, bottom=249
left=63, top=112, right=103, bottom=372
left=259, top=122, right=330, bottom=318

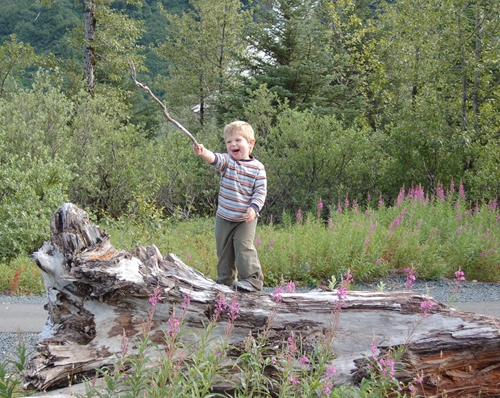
left=224, top=121, right=255, bottom=143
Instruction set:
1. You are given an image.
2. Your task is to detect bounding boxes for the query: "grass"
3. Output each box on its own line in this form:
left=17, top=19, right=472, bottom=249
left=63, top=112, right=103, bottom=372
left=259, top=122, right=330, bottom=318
left=1, top=182, right=499, bottom=296
left=0, top=183, right=498, bottom=396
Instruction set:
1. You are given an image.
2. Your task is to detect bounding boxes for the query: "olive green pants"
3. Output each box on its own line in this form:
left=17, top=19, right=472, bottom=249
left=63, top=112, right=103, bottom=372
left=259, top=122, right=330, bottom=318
left=215, top=215, right=264, bottom=291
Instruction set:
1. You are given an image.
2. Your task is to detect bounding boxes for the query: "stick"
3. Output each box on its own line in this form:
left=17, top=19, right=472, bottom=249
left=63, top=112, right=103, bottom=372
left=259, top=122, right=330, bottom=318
left=128, top=61, right=199, bottom=146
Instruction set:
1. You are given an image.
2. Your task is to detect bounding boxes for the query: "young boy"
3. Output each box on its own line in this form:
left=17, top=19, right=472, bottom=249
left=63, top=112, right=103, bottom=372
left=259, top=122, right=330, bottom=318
left=193, top=121, right=267, bottom=292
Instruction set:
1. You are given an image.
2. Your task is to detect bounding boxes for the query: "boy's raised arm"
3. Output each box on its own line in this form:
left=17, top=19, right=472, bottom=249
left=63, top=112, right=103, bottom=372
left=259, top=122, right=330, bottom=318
left=193, top=143, right=216, bottom=164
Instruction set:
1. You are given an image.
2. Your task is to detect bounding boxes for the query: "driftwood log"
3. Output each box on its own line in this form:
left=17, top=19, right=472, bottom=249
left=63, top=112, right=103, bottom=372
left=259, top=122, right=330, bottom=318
left=23, top=203, right=500, bottom=396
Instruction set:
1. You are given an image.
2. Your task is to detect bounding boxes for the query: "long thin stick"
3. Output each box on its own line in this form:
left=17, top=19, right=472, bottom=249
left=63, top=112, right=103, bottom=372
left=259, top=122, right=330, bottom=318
left=128, top=61, right=199, bottom=146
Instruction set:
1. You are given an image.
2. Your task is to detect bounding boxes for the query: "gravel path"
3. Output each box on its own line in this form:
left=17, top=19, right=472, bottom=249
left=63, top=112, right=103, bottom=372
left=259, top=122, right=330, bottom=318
left=2, top=278, right=499, bottom=366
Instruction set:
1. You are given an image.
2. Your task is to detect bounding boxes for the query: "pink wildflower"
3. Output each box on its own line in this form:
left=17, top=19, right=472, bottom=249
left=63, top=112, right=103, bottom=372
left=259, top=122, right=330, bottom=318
left=337, top=203, right=342, bottom=213
left=317, top=200, right=324, bottom=211
left=420, top=299, right=435, bottom=317
left=458, top=182, right=466, bottom=200
left=437, top=186, right=445, bottom=202
left=396, top=187, right=405, bottom=207
left=296, top=208, right=302, bottom=222
left=404, top=267, right=416, bottom=290
left=255, top=236, right=261, bottom=248
left=378, top=195, right=384, bottom=208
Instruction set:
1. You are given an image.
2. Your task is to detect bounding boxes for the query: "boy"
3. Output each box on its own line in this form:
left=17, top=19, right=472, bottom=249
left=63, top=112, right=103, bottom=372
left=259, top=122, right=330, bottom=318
left=193, top=121, right=267, bottom=292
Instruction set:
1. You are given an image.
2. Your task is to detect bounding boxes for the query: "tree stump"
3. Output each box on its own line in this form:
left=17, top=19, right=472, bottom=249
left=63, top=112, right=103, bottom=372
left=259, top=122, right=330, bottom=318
left=23, top=203, right=500, bottom=397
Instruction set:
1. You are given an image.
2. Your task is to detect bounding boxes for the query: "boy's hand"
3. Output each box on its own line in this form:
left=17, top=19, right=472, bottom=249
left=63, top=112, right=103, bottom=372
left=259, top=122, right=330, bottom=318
left=193, top=143, right=205, bottom=156
left=244, top=207, right=257, bottom=224
left=193, top=144, right=216, bottom=164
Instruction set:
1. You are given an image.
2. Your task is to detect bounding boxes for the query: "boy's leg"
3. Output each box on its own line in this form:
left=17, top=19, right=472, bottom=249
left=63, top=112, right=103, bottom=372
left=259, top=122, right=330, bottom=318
left=215, top=216, right=237, bottom=286
left=233, top=218, right=264, bottom=291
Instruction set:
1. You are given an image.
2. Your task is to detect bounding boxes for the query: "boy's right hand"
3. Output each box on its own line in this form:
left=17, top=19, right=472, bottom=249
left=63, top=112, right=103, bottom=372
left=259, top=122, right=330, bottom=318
left=193, top=143, right=216, bottom=164
left=193, top=143, right=205, bottom=156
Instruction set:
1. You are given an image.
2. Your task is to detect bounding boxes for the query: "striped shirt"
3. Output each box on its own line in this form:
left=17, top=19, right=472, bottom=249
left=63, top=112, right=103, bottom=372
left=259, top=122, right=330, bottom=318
left=211, top=153, right=267, bottom=222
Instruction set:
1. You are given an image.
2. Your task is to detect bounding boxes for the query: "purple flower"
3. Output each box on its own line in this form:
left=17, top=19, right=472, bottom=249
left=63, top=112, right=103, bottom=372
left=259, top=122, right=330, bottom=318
left=317, top=200, right=324, bottom=211
left=337, top=203, right=342, bottom=213
left=454, top=269, right=465, bottom=282
left=255, top=236, right=261, bottom=248
left=378, top=195, right=384, bottom=208
left=437, top=186, right=445, bottom=202
left=458, top=182, right=466, bottom=201
left=149, top=287, right=163, bottom=307
left=296, top=208, right=302, bottom=222
left=167, top=317, right=180, bottom=337
left=404, top=267, right=416, bottom=290
left=345, top=196, right=350, bottom=209
left=420, top=299, right=435, bottom=317
left=396, top=187, right=405, bottom=207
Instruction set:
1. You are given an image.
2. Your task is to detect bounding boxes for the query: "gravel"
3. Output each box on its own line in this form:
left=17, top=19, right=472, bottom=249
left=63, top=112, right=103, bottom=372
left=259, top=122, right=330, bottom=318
left=2, top=278, right=500, bottom=366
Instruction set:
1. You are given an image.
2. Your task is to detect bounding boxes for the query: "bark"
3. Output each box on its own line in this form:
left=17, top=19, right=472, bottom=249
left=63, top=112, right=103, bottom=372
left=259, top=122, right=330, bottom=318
left=83, top=0, right=96, bottom=94
left=23, top=203, right=500, bottom=397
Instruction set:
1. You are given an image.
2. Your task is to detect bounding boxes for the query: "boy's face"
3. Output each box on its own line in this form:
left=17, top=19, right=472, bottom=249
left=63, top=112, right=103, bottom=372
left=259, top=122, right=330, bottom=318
left=226, top=134, right=254, bottom=161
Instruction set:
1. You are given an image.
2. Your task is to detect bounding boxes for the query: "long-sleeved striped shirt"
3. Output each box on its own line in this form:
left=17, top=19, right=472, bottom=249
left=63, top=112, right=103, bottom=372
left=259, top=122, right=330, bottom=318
left=211, top=153, right=267, bottom=222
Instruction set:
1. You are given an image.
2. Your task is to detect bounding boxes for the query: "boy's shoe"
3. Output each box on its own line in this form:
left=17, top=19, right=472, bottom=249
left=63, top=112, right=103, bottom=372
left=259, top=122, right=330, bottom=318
left=232, top=280, right=258, bottom=293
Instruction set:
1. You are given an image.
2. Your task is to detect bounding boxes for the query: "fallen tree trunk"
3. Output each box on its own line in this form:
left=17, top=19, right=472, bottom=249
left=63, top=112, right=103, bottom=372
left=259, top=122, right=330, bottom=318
left=23, top=203, right=500, bottom=396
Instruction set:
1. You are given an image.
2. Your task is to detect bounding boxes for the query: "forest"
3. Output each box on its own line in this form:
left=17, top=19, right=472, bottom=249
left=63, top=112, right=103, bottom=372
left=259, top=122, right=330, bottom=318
left=1, top=0, right=500, bottom=263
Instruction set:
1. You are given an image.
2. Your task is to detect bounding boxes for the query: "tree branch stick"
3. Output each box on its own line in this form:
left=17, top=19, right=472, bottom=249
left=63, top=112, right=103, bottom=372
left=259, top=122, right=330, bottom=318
left=128, top=61, right=199, bottom=146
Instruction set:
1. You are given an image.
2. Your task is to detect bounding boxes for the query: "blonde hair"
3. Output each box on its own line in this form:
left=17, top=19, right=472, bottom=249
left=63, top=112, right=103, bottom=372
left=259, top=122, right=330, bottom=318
left=224, top=121, right=255, bottom=143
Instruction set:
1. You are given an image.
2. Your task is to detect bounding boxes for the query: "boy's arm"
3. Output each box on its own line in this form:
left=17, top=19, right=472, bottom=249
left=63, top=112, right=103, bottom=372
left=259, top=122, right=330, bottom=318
left=193, top=144, right=215, bottom=164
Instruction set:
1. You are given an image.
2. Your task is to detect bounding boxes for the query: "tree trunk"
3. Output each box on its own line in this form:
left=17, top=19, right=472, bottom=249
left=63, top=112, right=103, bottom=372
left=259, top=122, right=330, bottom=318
left=83, top=0, right=96, bottom=94
left=23, top=203, right=500, bottom=397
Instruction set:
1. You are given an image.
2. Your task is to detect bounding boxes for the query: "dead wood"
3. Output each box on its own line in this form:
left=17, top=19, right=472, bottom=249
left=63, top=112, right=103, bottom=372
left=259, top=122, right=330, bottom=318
left=23, top=203, right=500, bottom=397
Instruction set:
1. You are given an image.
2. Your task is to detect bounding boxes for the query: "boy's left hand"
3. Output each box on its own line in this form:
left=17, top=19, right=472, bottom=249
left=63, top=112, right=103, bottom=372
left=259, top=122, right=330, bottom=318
left=244, top=207, right=256, bottom=224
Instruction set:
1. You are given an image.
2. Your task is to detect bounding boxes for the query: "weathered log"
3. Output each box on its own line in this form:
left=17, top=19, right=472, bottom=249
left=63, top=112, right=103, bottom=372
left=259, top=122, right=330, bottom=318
left=23, top=203, right=500, bottom=397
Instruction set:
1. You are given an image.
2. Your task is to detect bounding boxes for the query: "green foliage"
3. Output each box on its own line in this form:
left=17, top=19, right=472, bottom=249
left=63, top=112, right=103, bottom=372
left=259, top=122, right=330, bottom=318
left=257, top=108, right=383, bottom=220
left=0, top=338, right=31, bottom=398
left=0, top=72, right=74, bottom=262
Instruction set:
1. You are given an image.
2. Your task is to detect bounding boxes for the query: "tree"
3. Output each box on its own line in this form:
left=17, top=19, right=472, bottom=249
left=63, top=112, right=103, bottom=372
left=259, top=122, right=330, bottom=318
left=0, top=35, right=39, bottom=97
left=155, top=0, right=251, bottom=128
left=240, top=0, right=333, bottom=112
left=370, top=0, right=500, bottom=200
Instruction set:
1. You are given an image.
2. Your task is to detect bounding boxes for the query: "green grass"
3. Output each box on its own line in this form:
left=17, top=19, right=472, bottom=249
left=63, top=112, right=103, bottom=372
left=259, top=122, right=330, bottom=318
left=1, top=185, right=499, bottom=296
left=1, top=184, right=498, bottom=397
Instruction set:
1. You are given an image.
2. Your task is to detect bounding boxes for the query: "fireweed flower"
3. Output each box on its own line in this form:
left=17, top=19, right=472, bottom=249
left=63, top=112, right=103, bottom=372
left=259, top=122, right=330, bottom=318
left=273, top=287, right=285, bottom=303
left=420, top=298, right=435, bottom=317
left=456, top=226, right=463, bottom=235
left=379, top=357, right=395, bottom=377
left=404, top=267, right=416, bottom=290
left=337, top=203, right=342, bottom=213
left=454, top=269, right=465, bottom=282
left=120, top=330, right=129, bottom=359
left=345, top=196, right=350, bottom=209
left=286, top=281, right=296, bottom=293
left=317, top=200, right=324, bottom=211
left=255, top=236, right=261, bottom=248
left=167, top=317, right=180, bottom=338
left=396, top=187, right=405, bottom=207
left=228, top=295, right=240, bottom=323
left=437, top=186, right=445, bottom=202
left=214, top=293, right=227, bottom=318
left=296, top=208, right=302, bottom=223
left=459, top=182, right=466, bottom=200
left=149, top=286, right=163, bottom=307
left=268, top=239, right=275, bottom=248
left=378, top=195, right=384, bottom=208
left=181, top=295, right=191, bottom=312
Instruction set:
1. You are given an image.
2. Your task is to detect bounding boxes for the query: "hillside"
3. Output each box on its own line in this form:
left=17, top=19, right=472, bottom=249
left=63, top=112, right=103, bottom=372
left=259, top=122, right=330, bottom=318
left=0, top=0, right=189, bottom=77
